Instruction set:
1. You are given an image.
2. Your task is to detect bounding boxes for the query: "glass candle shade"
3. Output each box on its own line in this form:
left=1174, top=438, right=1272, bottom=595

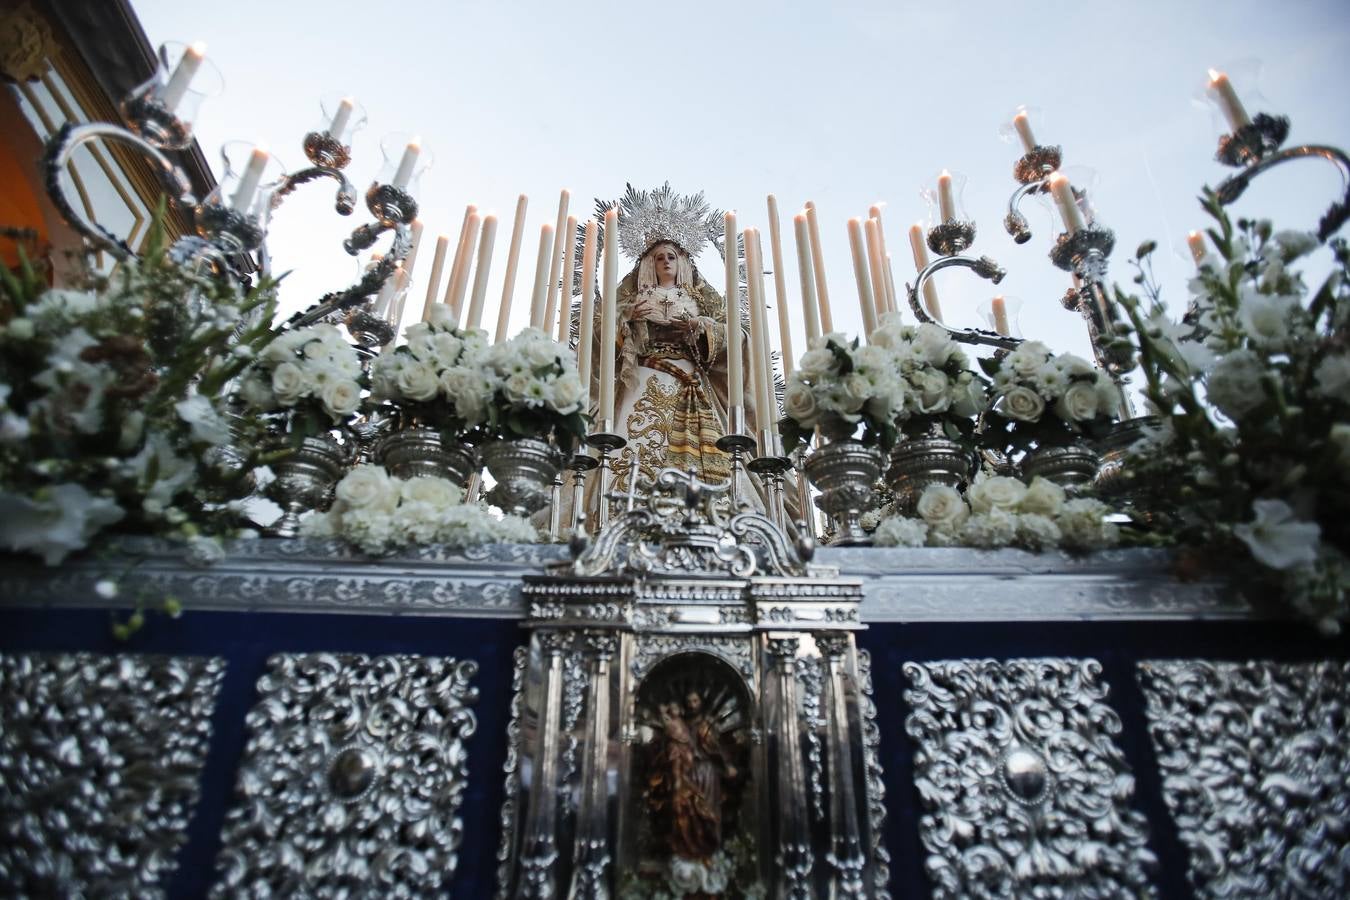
left=979, top=295, right=1023, bottom=338
left=121, top=41, right=224, bottom=150
left=196, top=141, right=287, bottom=254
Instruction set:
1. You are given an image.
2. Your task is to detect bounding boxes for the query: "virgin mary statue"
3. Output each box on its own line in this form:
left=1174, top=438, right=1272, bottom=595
left=584, top=184, right=763, bottom=508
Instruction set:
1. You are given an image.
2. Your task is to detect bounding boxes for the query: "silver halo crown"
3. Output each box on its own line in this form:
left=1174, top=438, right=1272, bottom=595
left=598, top=182, right=725, bottom=262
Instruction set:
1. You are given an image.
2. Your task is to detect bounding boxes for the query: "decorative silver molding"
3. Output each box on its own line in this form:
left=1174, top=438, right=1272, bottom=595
left=495, top=646, right=530, bottom=900
left=0, top=652, right=224, bottom=897
left=856, top=649, right=893, bottom=900
left=0, top=539, right=1252, bottom=622
left=904, top=657, right=1157, bottom=899
left=796, top=655, right=827, bottom=821
left=212, top=652, right=478, bottom=897
left=1138, top=659, right=1350, bottom=899
left=631, top=634, right=755, bottom=680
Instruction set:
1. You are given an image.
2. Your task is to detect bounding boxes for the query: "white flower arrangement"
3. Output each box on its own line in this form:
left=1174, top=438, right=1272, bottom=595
left=1117, top=191, right=1349, bottom=632
left=873, top=477, right=1119, bottom=553
left=0, top=220, right=280, bottom=566
left=981, top=341, right=1120, bottom=455
left=303, top=464, right=538, bottom=554
left=869, top=315, right=988, bottom=441
left=474, top=326, right=588, bottom=449
left=238, top=322, right=365, bottom=435
left=369, top=304, right=492, bottom=430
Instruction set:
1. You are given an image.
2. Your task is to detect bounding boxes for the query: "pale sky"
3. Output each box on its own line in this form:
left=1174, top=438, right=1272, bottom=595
left=132, top=0, right=1350, bottom=375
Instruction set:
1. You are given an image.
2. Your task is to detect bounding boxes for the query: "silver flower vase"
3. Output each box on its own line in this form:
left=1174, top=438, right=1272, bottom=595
left=374, top=425, right=477, bottom=487
left=887, top=433, right=974, bottom=515
left=265, top=434, right=348, bottom=537
left=804, top=439, right=884, bottom=545
left=1020, top=442, right=1099, bottom=490
left=480, top=438, right=562, bottom=518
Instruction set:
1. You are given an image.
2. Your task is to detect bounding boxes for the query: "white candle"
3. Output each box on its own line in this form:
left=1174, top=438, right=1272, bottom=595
left=937, top=170, right=956, bottom=224
left=543, top=189, right=570, bottom=337
left=577, top=219, right=599, bottom=413
left=869, top=203, right=895, bottom=313
left=908, top=224, right=942, bottom=322
left=1048, top=172, right=1086, bottom=234
left=744, top=229, right=771, bottom=433
left=766, top=195, right=794, bottom=377
left=445, top=213, right=480, bottom=318
left=1187, top=230, right=1208, bottom=266
left=1012, top=111, right=1037, bottom=154
left=385, top=269, right=411, bottom=336
left=421, top=235, right=450, bottom=322
left=991, top=295, right=1010, bottom=335
left=373, top=266, right=402, bottom=318
left=390, top=140, right=420, bottom=191
left=528, top=224, right=555, bottom=330
left=401, top=219, right=424, bottom=280
left=846, top=217, right=877, bottom=338
left=159, top=41, right=206, bottom=111
left=805, top=201, right=833, bottom=333
left=724, top=211, right=743, bottom=412
left=495, top=194, right=528, bottom=342
left=753, top=233, right=777, bottom=430
left=885, top=255, right=902, bottom=321
left=793, top=213, right=821, bottom=345
left=1208, top=69, right=1252, bottom=132
left=557, top=214, right=578, bottom=343
left=865, top=217, right=889, bottom=325
left=229, top=145, right=269, bottom=213
left=599, top=209, right=619, bottom=426
left=328, top=97, right=354, bottom=139
left=444, top=205, right=477, bottom=312
left=465, top=214, right=497, bottom=329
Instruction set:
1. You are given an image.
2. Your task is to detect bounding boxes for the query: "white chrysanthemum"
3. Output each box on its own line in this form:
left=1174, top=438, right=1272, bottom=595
left=959, top=509, right=1019, bottom=548
left=1032, top=362, right=1069, bottom=400
left=1055, top=498, right=1120, bottom=551
left=873, top=516, right=930, bottom=548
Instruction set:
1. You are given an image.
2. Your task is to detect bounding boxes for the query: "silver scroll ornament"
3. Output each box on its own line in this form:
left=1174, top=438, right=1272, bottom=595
left=0, top=652, right=224, bottom=898
left=903, top=657, right=1158, bottom=899
left=211, top=652, right=479, bottom=897
left=1138, top=659, right=1350, bottom=899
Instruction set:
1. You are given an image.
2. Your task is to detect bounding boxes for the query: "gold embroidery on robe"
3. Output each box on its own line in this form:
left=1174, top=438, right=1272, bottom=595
left=611, top=360, right=729, bottom=494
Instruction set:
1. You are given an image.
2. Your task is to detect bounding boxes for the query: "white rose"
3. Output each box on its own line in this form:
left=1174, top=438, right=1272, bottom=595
left=999, top=385, right=1046, bottom=422
left=550, top=372, right=585, bottom=413
left=271, top=361, right=309, bottom=405
left=405, top=330, right=439, bottom=363
left=951, top=374, right=986, bottom=418
left=1018, top=476, right=1066, bottom=516
left=914, top=323, right=958, bottom=366
left=1207, top=349, right=1265, bottom=421
left=524, top=339, right=559, bottom=369
left=395, top=360, right=440, bottom=402
left=840, top=372, right=871, bottom=413
left=1054, top=381, right=1100, bottom=422
left=504, top=372, right=533, bottom=402
left=431, top=332, right=463, bottom=366
left=967, top=475, right=1028, bottom=514
left=798, top=348, right=837, bottom=379
left=321, top=379, right=362, bottom=419
left=913, top=369, right=952, bottom=414
left=399, top=475, right=462, bottom=506
left=784, top=382, right=820, bottom=425
left=334, top=465, right=397, bottom=512
left=915, top=484, right=969, bottom=531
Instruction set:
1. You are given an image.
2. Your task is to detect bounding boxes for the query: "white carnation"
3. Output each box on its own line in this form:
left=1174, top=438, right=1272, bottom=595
left=873, top=516, right=929, bottom=548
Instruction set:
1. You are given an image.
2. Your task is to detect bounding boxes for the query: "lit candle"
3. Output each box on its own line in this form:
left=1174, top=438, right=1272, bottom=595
left=328, top=97, right=354, bottom=140
left=865, top=217, right=889, bottom=324
left=421, top=234, right=450, bottom=322
left=937, top=170, right=956, bottom=224
left=496, top=194, right=528, bottom=342
left=528, top=223, right=555, bottom=330
left=991, top=295, right=1010, bottom=335
left=576, top=219, right=599, bottom=413
left=1208, top=69, right=1252, bottom=132
left=229, top=145, right=269, bottom=213
left=805, top=201, right=833, bottom=333
left=1187, top=230, right=1208, bottom=266
left=465, top=213, right=497, bottom=329
left=869, top=203, right=895, bottom=313
left=908, top=223, right=943, bottom=322
left=445, top=212, right=480, bottom=318
left=557, top=214, right=578, bottom=343
left=543, top=189, right=570, bottom=337
left=159, top=41, right=206, bottom=111
left=723, top=211, right=743, bottom=412
left=1012, top=110, right=1037, bottom=154
left=1048, top=172, right=1086, bottom=234
left=766, top=195, right=794, bottom=377
left=793, top=213, right=821, bottom=345
left=444, top=205, right=477, bottom=312
left=846, top=217, right=877, bottom=337
left=744, top=228, right=771, bottom=433
left=599, top=208, right=619, bottom=426
left=390, top=139, right=420, bottom=191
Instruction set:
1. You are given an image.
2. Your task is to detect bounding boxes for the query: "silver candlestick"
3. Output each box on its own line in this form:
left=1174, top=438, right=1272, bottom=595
left=586, top=420, right=627, bottom=532
left=1004, top=144, right=1063, bottom=244
left=907, top=255, right=1015, bottom=350
left=565, top=451, right=600, bottom=538
left=747, top=428, right=793, bottom=531
left=715, top=405, right=757, bottom=511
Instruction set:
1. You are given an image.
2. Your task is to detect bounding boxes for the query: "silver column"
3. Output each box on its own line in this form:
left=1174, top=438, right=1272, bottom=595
left=816, top=632, right=866, bottom=898
left=519, top=632, right=568, bottom=898
left=767, top=636, right=814, bottom=899
left=568, top=632, right=618, bottom=899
